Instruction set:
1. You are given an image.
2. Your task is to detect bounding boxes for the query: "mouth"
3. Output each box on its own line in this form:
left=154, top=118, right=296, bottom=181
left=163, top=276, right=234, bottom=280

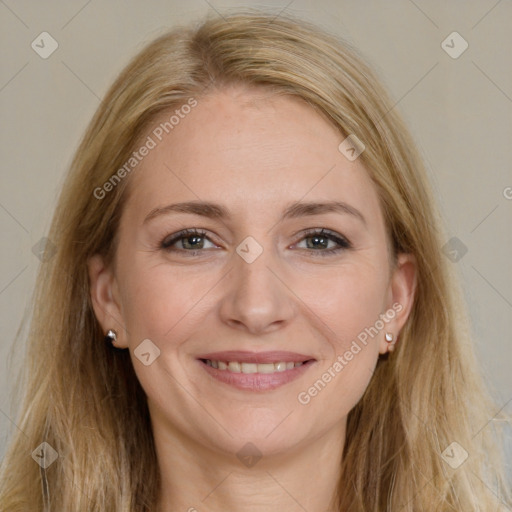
left=196, top=351, right=316, bottom=391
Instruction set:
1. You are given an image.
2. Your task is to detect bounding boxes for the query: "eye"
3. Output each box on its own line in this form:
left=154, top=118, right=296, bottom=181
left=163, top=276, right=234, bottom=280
left=294, top=228, right=352, bottom=256
left=160, top=228, right=217, bottom=255
left=160, top=227, right=352, bottom=257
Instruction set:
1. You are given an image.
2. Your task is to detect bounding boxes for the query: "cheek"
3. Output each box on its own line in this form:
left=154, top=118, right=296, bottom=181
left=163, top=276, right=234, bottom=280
left=296, top=273, right=384, bottom=419
left=117, top=264, right=173, bottom=338
left=294, top=264, right=387, bottom=350
left=118, top=262, right=218, bottom=343
left=323, top=271, right=386, bottom=405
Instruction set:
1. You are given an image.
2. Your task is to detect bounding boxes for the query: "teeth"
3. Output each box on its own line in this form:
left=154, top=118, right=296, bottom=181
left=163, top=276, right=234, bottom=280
left=257, top=363, right=275, bottom=374
left=204, top=359, right=308, bottom=373
left=275, top=362, right=287, bottom=372
left=228, top=361, right=241, bottom=373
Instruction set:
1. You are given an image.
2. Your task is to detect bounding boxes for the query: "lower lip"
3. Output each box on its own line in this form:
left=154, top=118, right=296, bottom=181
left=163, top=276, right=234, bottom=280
left=197, top=359, right=316, bottom=391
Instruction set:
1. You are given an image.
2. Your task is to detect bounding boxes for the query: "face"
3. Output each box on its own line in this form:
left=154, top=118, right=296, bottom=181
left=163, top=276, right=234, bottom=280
left=88, top=84, right=416, bottom=458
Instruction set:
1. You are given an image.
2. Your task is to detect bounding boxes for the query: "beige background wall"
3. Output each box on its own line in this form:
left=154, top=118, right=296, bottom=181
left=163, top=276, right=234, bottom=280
left=1, top=0, right=511, bottom=463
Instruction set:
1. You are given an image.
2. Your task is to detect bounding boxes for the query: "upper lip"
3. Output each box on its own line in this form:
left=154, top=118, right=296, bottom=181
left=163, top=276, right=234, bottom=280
left=197, top=351, right=315, bottom=364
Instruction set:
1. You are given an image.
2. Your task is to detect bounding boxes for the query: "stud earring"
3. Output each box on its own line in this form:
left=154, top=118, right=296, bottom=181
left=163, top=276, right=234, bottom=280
left=104, top=329, right=122, bottom=350
left=385, top=332, right=395, bottom=352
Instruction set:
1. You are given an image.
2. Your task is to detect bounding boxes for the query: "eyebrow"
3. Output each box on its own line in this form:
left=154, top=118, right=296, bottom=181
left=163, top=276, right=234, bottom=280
left=143, top=200, right=367, bottom=226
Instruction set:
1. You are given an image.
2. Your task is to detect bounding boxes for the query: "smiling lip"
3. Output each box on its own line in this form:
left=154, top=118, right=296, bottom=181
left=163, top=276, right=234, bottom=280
left=196, top=351, right=315, bottom=364
left=196, top=351, right=316, bottom=392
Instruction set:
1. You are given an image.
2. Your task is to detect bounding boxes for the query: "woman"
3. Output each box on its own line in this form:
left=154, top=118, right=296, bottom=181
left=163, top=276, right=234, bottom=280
left=1, top=10, right=510, bottom=511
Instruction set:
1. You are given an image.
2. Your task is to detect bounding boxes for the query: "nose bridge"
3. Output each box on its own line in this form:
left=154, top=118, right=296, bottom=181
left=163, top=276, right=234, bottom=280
left=219, top=233, right=294, bottom=333
left=235, top=234, right=275, bottom=289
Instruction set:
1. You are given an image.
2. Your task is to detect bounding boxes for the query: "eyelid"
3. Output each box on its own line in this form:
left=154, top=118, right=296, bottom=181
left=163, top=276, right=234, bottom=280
left=160, top=228, right=214, bottom=249
left=292, top=228, right=352, bottom=253
left=295, top=227, right=351, bottom=244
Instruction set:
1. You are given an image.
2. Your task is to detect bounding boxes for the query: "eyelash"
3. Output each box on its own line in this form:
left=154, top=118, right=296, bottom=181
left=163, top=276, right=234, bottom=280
left=159, top=228, right=352, bottom=257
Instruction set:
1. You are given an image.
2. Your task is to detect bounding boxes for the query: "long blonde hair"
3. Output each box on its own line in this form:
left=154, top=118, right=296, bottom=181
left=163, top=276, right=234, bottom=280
left=1, top=9, right=510, bottom=511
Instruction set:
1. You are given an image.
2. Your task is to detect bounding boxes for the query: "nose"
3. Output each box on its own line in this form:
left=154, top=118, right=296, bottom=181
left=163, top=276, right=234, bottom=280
left=218, top=242, right=296, bottom=335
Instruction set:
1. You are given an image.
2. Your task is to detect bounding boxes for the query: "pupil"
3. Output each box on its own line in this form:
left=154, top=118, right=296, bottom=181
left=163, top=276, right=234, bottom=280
left=309, top=235, right=327, bottom=249
left=185, top=235, right=202, bottom=249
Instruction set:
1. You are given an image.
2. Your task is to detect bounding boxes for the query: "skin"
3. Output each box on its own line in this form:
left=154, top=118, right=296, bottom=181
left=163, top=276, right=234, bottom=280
left=88, top=84, right=417, bottom=511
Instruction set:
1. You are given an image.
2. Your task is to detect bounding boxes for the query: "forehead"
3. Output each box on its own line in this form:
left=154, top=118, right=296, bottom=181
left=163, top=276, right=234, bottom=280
left=125, top=85, right=382, bottom=225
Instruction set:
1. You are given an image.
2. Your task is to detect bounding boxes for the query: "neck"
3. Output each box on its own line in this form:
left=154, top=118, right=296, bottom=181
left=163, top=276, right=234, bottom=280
left=152, top=412, right=346, bottom=512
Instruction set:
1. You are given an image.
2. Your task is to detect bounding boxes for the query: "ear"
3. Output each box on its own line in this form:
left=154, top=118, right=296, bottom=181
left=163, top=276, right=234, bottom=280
left=87, top=254, right=128, bottom=349
left=378, top=252, right=417, bottom=354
